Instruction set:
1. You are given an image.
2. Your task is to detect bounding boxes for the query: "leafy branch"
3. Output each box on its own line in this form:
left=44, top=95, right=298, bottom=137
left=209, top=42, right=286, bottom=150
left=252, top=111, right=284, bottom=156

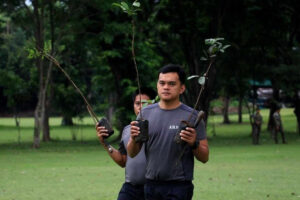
left=113, top=0, right=144, bottom=118
left=187, top=38, right=230, bottom=121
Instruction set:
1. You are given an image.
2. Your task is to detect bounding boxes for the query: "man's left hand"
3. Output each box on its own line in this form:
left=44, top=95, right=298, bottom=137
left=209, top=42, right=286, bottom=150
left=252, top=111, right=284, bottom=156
left=180, top=127, right=196, bottom=146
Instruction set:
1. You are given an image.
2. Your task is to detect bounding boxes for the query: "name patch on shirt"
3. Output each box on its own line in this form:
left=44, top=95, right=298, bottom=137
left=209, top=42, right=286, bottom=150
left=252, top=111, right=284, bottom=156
left=169, top=125, right=179, bottom=130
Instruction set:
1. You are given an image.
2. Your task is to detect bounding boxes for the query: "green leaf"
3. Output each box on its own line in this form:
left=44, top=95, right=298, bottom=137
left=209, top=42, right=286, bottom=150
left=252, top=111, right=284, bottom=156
left=112, top=3, right=122, bottom=8
left=215, top=38, right=224, bottom=41
left=155, top=95, right=160, bottom=102
left=133, top=1, right=140, bottom=7
left=222, top=44, right=231, bottom=50
left=200, top=57, right=207, bottom=61
left=120, top=2, right=129, bottom=11
left=205, top=38, right=215, bottom=45
left=187, top=75, right=200, bottom=80
left=198, top=76, right=206, bottom=85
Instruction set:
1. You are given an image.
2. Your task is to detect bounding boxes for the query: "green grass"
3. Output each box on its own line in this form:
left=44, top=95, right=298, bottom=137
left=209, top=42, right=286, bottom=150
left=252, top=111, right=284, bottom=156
left=0, top=108, right=300, bottom=200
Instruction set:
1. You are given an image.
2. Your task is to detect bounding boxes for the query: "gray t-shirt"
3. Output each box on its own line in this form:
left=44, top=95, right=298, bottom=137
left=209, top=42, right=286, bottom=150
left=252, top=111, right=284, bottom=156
left=119, top=125, right=146, bottom=185
left=138, top=103, right=206, bottom=181
left=273, top=112, right=282, bottom=127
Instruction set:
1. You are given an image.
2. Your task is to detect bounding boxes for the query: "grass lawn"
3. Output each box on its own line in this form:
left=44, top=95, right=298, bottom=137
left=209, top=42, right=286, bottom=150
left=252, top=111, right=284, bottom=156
left=0, top=108, right=299, bottom=200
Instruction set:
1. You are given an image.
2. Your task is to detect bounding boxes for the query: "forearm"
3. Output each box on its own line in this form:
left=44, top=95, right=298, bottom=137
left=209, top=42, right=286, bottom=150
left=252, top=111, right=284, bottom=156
left=101, top=143, right=126, bottom=167
left=127, top=137, right=142, bottom=158
left=193, top=139, right=209, bottom=163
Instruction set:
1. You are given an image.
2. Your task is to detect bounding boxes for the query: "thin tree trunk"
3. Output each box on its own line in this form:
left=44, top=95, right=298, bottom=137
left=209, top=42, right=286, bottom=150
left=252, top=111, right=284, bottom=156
left=294, top=93, right=300, bottom=135
left=33, top=0, right=45, bottom=148
left=238, top=94, right=243, bottom=123
left=61, top=116, right=74, bottom=126
left=33, top=90, right=42, bottom=148
left=14, top=113, right=21, bottom=144
left=223, top=96, right=230, bottom=124
left=42, top=0, right=55, bottom=142
left=42, top=60, right=53, bottom=141
left=107, top=92, right=116, bottom=123
left=267, top=88, right=279, bottom=131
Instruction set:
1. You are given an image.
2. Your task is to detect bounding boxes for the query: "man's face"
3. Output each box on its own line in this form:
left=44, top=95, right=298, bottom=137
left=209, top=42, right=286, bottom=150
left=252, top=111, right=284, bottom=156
left=134, top=94, right=151, bottom=116
left=157, top=72, right=185, bottom=102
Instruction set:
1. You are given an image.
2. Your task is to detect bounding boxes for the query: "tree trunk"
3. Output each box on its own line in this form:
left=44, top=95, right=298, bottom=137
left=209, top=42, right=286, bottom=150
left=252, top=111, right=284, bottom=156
left=267, top=88, right=280, bottom=131
left=107, top=92, right=116, bottom=123
left=61, top=116, right=73, bottom=126
left=32, top=0, right=51, bottom=147
left=223, top=96, right=230, bottom=124
left=238, top=94, right=243, bottom=123
left=42, top=100, right=50, bottom=141
left=33, top=89, right=42, bottom=148
left=294, top=93, right=300, bottom=135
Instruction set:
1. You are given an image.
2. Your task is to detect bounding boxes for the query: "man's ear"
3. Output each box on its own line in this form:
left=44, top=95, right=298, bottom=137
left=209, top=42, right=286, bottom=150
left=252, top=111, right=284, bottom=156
left=180, top=84, right=186, bottom=94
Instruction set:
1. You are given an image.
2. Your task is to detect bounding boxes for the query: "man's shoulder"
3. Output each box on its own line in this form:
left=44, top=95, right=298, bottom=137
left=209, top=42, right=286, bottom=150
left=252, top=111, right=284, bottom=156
left=179, top=103, right=194, bottom=112
left=143, top=103, right=159, bottom=111
left=178, top=103, right=198, bottom=117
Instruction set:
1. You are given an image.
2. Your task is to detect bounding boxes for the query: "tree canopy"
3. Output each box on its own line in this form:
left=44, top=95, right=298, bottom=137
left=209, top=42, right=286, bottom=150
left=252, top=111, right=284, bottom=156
left=0, top=0, right=299, bottom=144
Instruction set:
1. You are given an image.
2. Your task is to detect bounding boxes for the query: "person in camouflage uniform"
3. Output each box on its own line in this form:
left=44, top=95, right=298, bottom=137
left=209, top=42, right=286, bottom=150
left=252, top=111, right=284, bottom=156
left=252, top=108, right=263, bottom=145
left=272, top=107, right=287, bottom=144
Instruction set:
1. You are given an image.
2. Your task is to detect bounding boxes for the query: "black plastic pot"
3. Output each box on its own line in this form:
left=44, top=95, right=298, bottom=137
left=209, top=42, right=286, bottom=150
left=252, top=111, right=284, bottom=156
left=98, top=117, right=114, bottom=139
left=174, top=120, right=193, bottom=144
left=135, top=119, right=149, bottom=143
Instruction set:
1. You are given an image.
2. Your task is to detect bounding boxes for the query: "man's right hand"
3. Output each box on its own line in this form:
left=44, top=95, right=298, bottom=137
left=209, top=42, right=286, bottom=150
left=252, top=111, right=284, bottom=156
left=96, top=125, right=108, bottom=145
left=130, top=121, right=140, bottom=140
left=127, top=121, right=142, bottom=158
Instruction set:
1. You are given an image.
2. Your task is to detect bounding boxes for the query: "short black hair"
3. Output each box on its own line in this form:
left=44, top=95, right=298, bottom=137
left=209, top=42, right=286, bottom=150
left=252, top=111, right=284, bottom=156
left=158, top=64, right=186, bottom=84
left=132, top=87, right=156, bottom=102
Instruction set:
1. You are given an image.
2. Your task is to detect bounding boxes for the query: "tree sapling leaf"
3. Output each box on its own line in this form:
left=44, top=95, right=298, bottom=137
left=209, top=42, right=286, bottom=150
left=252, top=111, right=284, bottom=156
left=198, top=76, right=206, bottom=85
left=133, top=1, right=140, bottom=7
left=187, top=75, right=200, bottom=80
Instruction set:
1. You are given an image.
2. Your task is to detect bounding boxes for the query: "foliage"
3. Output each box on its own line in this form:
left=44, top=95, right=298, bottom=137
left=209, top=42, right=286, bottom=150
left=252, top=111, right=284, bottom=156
left=187, top=38, right=230, bottom=85
left=112, top=0, right=141, bottom=16
left=0, top=13, right=35, bottom=114
left=0, top=0, right=299, bottom=135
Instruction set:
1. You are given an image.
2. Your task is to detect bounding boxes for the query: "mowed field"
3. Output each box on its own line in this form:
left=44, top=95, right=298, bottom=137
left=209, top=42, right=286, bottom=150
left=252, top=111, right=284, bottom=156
left=0, top=108, right=299, bottom=200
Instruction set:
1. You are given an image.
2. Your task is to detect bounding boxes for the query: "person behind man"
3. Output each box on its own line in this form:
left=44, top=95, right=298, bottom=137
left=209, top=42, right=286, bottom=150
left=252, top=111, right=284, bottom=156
left=128, top=64, right=209, bottom=200
left=272, top=106, right=287, bottom=144
left=252, top=108, right=263, bottom=145
left=96, top=87, right=156, bottom=200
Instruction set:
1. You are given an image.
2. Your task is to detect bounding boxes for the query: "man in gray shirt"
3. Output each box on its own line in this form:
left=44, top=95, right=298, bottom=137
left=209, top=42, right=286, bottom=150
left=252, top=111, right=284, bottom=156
left=252, top=108, right=262, bottom=145
left=128, top=64, right=209, bottom=200
left=96, top=87, right=156, bottom=200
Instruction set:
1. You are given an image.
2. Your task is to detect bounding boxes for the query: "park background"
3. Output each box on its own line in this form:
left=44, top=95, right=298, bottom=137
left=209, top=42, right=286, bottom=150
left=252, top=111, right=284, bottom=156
left=0, top=0, right=300, bottom=199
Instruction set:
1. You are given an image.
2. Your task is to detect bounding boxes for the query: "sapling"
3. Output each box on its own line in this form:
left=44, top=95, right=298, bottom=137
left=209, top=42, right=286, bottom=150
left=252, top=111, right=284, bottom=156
left=113, top=0, right=149, bottom=143
left=28, top=48, right=114, bottom=139
left=174, top=38, right=230, bottom=149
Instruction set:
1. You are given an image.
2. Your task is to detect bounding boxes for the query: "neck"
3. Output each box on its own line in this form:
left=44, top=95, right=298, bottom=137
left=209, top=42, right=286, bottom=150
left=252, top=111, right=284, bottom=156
left=159, top=99, right=181, bottom=110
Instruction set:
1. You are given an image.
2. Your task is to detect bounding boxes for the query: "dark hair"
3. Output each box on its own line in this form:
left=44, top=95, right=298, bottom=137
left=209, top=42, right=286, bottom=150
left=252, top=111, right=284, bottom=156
left=132, top=87, right=156, bottom=102
left=158, top=64, right=186, bottom=84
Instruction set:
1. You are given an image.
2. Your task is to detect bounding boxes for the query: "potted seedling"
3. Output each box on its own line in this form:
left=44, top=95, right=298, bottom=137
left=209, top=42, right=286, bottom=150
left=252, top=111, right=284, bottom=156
left=113, top=0, right=149, bottom=143
left=174, top=38, right=231, bottom=144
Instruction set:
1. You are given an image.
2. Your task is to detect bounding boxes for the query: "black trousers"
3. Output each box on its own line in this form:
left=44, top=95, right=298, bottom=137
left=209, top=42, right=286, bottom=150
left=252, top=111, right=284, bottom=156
left=252, top=125, right=261, bottom=145
left=144, top=180, right=194, bottom=200
left=117, top=182, right=145, bottom=200
left=273, top=127, right=286, bottom=144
